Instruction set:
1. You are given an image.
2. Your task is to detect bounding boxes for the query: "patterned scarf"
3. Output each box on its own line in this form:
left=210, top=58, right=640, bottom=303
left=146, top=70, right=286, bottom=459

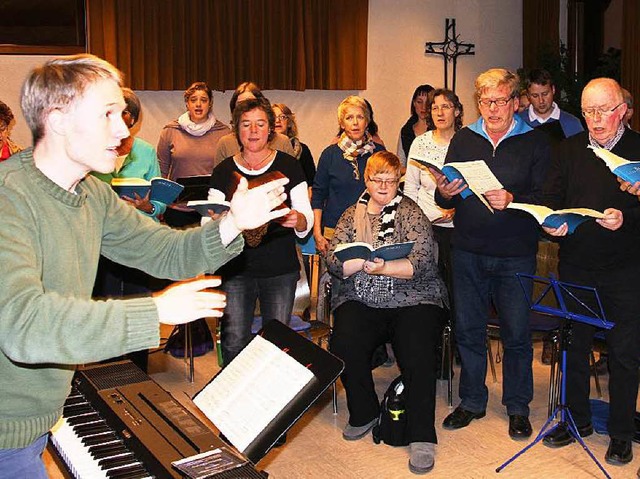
left=589, top=122, right=625, bottom=151
left=178, top=111, right=218, bottom=137
left=337, top=132, right=376, bottom=180
left=352, top=191, right=403, bottom=305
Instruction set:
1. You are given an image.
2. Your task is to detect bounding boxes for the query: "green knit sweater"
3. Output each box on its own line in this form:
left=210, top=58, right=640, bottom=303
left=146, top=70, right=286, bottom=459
left=0, top=149, right=243, bottom=448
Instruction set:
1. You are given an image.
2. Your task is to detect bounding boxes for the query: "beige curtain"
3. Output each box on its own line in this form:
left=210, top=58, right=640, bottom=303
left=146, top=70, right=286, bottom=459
left=87, top=0, right=368, bottom=91
left=621, top=0, right=639, bottom=131
left=522, top=0, right=560, bottom=70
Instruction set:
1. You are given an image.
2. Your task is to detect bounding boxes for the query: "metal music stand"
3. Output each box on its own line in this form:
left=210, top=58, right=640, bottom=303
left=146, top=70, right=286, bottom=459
left=496, top=274, right=615, bottom=479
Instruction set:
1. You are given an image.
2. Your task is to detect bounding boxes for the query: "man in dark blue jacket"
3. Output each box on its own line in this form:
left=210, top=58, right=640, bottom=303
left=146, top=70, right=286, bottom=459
left=434, top=68, right=550, bottom=439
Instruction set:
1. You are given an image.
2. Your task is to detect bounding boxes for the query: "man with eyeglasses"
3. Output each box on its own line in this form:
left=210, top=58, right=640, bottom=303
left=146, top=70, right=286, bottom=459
left=519, top=69, right=584, bottom=140
left=541, top=78, right=640, bottom=470
left=434, top=68, right=550, bottom=440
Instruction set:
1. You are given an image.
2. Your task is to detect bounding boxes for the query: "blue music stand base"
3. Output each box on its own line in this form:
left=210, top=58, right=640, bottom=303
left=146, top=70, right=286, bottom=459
left=496, top=274, right=614, bottom=478
left=496, top=360, right=611, bottom=478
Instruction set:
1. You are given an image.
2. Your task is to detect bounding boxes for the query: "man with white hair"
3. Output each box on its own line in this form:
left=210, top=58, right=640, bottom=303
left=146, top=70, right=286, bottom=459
left=541, top=78, right=640, bottom=469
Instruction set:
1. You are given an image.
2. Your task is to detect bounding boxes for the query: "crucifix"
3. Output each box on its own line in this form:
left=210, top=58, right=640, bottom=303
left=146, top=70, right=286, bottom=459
left=425, top=18, right=475, bottom=92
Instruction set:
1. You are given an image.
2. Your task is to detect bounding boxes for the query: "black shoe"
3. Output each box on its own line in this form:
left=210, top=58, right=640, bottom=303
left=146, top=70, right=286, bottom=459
left=541, top=340, right=553, bottom=365
left=542, top=423, right=593, bottom=448
left=273, top=432, right=287, bottom=448
left=605, top=438, right=632, bottom=465
left=442, top=406, right=486, bottom=430
left=509, top=415, right=532, bottom=439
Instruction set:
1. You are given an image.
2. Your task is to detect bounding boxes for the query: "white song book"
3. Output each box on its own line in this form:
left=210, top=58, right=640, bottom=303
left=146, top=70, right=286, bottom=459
left=193, top=335, right=314, bottom=453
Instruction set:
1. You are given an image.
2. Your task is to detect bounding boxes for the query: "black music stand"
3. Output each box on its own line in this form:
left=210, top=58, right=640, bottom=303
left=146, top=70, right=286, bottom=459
left=495, top=274, right=614, bottom=479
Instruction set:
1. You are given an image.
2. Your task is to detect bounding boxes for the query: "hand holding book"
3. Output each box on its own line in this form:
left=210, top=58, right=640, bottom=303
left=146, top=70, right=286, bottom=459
left=507, top=202, right=605, bottom=234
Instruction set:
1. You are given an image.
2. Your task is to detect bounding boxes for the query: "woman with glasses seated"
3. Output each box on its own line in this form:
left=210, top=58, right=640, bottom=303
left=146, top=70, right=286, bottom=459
left=0, top=101, right=22, bottom=161
left=327, top=151, right=447, bottom=475
left=312, top=95, right=385, bottom=256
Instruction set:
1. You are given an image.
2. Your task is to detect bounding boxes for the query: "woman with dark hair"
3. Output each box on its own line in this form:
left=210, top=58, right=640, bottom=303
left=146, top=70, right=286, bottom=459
left=405, top=88, right=463, bottom=317
left=0, top=101, right=22, bottom=161
left=213, top=82, right=294, bottom=167
left=327, top=151, right=447, bottom=474
left=207, top=97, right=313, bottom=365
left=92, top=87, right=165, bottom=372
left=396, top=84, right=434, bottom=166
left=157, top=81, right=230, bottom=227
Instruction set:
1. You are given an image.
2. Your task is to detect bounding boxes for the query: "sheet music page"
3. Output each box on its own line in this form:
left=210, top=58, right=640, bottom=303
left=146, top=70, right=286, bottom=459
left=193, top=335, right=314, bottom=453
left=449, top=160, right=503, bottom=194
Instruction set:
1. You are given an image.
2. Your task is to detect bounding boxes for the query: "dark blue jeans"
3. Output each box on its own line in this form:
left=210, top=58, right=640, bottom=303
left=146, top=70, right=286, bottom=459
left=0, top=434, right=49, bottom=479
left=220, top=272, right=299, bottom=364
left=452, top=249, right=535, bottom=416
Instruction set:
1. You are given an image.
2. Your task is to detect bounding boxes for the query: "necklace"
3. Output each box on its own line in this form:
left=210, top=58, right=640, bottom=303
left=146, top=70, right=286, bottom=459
left=240, top=149, right=274, bottom=171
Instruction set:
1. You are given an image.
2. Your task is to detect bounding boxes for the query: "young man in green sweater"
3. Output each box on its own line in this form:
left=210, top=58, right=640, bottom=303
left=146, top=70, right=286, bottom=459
left=0, top=54, right=290, bottom=477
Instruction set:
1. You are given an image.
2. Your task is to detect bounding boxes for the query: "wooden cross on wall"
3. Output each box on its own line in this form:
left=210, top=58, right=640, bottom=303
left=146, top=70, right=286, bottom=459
left=425, top=18, right=475, bottom=92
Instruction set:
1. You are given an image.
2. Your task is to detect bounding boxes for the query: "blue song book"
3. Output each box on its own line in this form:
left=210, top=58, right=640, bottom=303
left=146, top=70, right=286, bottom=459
left=334, top=241, right=415, bottom=262
left=507, top=202, right=605, bottom=234
left=111, top=177, right=184, bottom=204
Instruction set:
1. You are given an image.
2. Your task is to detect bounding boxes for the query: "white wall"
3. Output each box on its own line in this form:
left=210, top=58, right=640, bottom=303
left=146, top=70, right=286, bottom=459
left=1, top=0, right=522, bottom=162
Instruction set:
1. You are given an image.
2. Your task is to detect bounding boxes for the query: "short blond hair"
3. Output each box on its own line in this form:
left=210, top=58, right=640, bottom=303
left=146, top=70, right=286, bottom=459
left=337, top=95, right=370, bottom=126
left=475, top=68, right=519, bottom=100
left=364, top=151, right=402, bottom=180
left=21, top=54, right=123, bottom=144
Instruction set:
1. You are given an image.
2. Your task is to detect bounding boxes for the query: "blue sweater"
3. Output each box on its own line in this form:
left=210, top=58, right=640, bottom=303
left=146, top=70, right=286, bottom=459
left=518, top=108, right=584, bottom=139
left=311, top=142, right=385, bottom=229
left=435, top=116, right=550, bottom=257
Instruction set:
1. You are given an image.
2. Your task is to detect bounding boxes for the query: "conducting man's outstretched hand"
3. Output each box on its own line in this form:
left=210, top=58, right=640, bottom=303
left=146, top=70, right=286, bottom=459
left=227, top=176, right=290, bottom=231
left=153, top=277, right=226, bottom=325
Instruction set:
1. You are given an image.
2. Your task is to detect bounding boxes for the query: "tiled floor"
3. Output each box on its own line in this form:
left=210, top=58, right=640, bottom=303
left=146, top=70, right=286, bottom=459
left=46, top=324, right=639, bottom=479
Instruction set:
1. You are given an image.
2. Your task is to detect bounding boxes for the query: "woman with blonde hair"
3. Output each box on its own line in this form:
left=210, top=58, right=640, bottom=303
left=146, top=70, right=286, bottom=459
left=272, top=103, right=315, bottom=187
left=312, top=95, right=385, bottom=255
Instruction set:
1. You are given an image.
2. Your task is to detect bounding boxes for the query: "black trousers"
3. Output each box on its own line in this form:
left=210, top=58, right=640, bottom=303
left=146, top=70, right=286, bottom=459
left=560, top=261, right=640, bottom=440
left=93, top=256, right=153, bottom=372
left=330, top=300, right=445, bottom=443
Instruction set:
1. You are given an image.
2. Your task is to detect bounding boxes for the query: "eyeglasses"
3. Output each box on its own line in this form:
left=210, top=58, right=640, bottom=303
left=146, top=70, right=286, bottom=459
left=478, top=97, right=514, bottom=108
left=431, top=104, right=454, bottom=113
left=581, top=103, right=623, bottom=119
left=368, top=177, right=399, bottom=186
left=275, top=114, right=288, bottom=122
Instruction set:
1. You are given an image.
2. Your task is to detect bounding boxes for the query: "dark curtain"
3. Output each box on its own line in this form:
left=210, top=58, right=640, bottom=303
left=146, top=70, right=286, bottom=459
left=522, top=0, right=560, bottom=70
left=622, top=0, right=640, bottom=131
left=87, top=0, right=368, bottom=91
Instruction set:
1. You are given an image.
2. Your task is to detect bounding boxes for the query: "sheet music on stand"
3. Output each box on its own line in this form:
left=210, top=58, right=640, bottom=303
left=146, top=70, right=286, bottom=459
left=193, top=320, right=344, bottom=464
left=194, top=335, right=314, bottom=452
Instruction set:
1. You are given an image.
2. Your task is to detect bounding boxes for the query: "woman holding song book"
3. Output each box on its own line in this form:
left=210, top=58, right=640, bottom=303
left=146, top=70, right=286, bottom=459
left=405, top=88, right=464, bottom=318
left=327, top=151, right=448, bottom=475
left=207, top=97, right=313, bottom=366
